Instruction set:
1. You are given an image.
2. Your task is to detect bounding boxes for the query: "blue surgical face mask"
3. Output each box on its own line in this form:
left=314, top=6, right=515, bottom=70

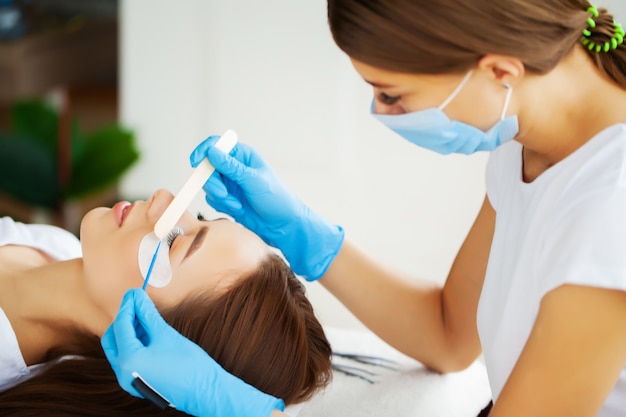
left=371, top=70, right=519, bottom=155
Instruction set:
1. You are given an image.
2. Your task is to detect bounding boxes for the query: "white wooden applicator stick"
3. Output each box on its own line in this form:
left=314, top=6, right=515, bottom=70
left=153, top=129, right=238, bottom=240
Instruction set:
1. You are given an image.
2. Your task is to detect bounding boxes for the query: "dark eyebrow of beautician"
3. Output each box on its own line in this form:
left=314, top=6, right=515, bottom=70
left=364, top=79, right=396, bottom=88
left=184, top=225, right=209, bottom=261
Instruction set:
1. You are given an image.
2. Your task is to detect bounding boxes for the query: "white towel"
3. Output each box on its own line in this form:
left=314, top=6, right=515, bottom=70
left=286, top=327, right=492, bottom=417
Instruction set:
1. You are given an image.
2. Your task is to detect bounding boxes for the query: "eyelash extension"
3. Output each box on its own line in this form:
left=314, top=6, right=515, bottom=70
left=166, top=227, right=184, bottom=248
left=197, top=212, right=206, bottom=221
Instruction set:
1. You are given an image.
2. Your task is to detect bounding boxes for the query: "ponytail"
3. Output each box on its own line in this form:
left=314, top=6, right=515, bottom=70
left=580, top=5, right=626, bottom=88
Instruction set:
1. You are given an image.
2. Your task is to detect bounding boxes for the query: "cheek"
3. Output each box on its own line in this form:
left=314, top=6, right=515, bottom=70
left=81, top=222, right=146, bottom=315
left=456, top=84, right=506, bottom=130
left=87, top=246, right=145, bottom=316
left=147, top=267, right=205, bottom=306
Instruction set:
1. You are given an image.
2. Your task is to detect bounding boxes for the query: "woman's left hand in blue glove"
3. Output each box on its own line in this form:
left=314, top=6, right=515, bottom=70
left=101, top=289, right=284, bottom=417
left=190, top=136, right=344, bottom=280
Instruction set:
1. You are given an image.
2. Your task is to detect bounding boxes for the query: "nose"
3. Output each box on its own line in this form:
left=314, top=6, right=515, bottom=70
left=147, top=189, right=175, bottom=223
left=372, top=99, right=406, bottom=115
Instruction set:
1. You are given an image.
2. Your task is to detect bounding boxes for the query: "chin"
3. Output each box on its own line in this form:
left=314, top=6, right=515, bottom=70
left=79, top=207, right=110, bottom=240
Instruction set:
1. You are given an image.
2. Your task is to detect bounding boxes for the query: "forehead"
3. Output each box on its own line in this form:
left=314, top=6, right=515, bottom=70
left=350, top=57, right=462, bottom=89
left=351, top=58, right=407, bottom=83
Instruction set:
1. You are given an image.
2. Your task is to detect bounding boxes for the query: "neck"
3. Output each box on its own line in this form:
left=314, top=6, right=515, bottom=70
left=517, top=46, right=626, bottom=174
left=0, top=259, right=112, bottom=366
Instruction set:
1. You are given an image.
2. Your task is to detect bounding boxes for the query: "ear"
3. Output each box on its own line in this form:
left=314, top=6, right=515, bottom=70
left=477, top=54, right=525, bottom=86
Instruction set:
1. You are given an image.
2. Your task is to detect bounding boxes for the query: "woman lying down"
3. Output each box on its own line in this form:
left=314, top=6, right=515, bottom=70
left=0, top=189, right=332, bottom=416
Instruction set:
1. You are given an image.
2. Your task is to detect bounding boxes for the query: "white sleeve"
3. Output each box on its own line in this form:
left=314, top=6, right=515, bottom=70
left=0, top=217, right=82, bottom=261
left=537, top=190, right=626, bottom=296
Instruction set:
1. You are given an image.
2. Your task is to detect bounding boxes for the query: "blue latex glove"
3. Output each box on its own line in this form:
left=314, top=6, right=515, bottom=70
left=101, top=289, right=284, bottom=417
left=190, top=136, right=344, bottom=281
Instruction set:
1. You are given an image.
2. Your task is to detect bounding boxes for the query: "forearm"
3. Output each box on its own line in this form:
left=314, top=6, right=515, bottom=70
left=320, top=239, right=458, bottom=371
left=320, top=198, right=493, bottom=371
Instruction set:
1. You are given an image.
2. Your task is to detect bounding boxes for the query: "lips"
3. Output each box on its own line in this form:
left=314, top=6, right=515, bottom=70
left=112, top=201, right=132, bottom=227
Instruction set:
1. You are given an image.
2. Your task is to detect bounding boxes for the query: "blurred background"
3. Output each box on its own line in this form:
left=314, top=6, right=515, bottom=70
left=1, top=0, right=624, bottom=330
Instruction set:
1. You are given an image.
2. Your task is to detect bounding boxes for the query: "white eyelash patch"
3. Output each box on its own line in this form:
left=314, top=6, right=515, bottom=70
left=138, top=232, right=172, bottom=288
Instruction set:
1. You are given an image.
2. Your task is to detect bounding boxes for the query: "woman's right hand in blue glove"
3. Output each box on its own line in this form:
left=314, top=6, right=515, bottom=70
left=101, top=289, right=284, bottom=417
left=190, top=136, right=344, bottom=281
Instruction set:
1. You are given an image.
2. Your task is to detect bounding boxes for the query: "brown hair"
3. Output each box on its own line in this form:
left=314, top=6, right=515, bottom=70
left=328, top=0, right=626, bottom=87
left=0, top=254, right=332, bottom=416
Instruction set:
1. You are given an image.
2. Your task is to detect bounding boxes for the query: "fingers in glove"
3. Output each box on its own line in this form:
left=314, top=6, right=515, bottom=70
left=205, top=143, right=254, bottom=182
left=108, top=290, right=146, bottom=352
left=101, top=325, right=119, bottom=367
left=190, top=135, right=220, bottom=168
left=129, top=289, right=172, bottom=346
left=202, top=176, right=243, bottom=214
left=203, top=172, right=229, bottom=199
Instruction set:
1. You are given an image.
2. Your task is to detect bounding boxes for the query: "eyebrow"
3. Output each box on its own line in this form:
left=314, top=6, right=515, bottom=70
left=363, top=79, right=396, bottom=89
left=183, top=225, right=209, bottom=261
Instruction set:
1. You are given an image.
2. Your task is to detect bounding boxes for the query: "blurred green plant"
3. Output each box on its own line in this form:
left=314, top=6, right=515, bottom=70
left=0, top=100, right=139, bottom=209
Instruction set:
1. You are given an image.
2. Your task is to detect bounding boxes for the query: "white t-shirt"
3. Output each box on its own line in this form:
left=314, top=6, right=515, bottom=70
left=0, top=217, right=82, bottom=392
left=477, top=123, right=626, bottom=416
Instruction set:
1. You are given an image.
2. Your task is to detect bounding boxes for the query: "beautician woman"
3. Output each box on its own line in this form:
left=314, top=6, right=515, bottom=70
left=102, top=1, right=626, bottom=416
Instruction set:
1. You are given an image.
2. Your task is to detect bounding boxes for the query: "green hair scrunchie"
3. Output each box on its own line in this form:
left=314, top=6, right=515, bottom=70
left=581, top=5, right=625, bottom=52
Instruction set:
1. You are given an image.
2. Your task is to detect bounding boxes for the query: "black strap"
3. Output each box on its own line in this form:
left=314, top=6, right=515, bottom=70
left=131, top=375, right=173, bottom=410
left=477, top=400, right=493, bottom=417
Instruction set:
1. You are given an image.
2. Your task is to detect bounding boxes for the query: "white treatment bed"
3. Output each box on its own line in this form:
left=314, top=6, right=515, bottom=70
left=286, top=327, right=492, bottom=417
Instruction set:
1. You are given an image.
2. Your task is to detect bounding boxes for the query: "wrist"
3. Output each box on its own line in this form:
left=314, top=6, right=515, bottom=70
left=285, top=213, right=344, bottom=280
left=193, top=367, right=284, bottom=417
left=305, top=223, right=345, bottom=281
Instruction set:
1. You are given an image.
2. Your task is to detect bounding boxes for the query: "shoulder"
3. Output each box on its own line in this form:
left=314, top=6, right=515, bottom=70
left=536, top=126, right=626, bottom=294
left=0, top=307, right=49, bottom=392
left=0, top=217, right=82, bottom=261
left=565, top=123, right=626, bottom=188
left=550, top=124, right=626, bottom=215
left=0, top=307, right=28, bottom=392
